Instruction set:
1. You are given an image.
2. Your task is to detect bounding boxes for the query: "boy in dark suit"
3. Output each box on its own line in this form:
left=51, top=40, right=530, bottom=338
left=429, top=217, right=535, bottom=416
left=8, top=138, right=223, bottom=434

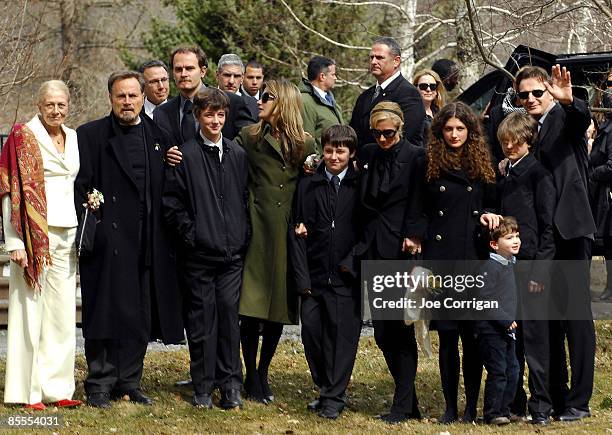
left=288, top=125, right=362, bottom=420
left=162, top=87, right=249, bottom=410
left=497, top=112, right=556, bottom=425
left=476, top=217, right=521, bottom=426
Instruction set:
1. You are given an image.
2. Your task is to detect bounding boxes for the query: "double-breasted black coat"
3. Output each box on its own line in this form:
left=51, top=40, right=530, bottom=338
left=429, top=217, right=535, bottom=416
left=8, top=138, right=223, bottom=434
left=422, top=170, right=496, bottom=261
left=75, top=113, right=183, bottom=343
left=589, top=119, right=612, bottom=239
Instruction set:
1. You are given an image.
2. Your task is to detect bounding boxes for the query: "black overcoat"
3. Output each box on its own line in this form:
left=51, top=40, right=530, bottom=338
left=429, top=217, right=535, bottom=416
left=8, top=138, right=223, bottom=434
left=589, top=119, right=612, bottom=238
left=75, top=113, right=183, bottom=343
left=349, top=74, right=426, bottom=149
left=534, top=99, right=595, bottom=240
left=422, top=170, right=495, bottom=261
left=356, top=139, right=427, bottom=259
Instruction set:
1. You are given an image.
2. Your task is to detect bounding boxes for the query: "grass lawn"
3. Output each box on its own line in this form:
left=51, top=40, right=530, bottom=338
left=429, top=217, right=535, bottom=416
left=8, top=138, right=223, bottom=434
left=0, top=321, right=610, bottom=434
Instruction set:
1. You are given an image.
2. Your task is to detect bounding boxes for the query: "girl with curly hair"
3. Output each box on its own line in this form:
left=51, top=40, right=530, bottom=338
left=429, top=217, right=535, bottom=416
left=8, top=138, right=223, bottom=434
left=423, top=101, right=500, bottom=424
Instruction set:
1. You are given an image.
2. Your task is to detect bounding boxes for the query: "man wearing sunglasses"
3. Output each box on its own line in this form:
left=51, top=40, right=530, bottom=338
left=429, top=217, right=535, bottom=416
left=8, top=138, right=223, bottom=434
left=514, top=65, right=595, bottom=424
left=349, top=37, right=425, bottom=149
left=139, top=60, right=170, bottom=120
left=299, top=56, right=344, bottom=150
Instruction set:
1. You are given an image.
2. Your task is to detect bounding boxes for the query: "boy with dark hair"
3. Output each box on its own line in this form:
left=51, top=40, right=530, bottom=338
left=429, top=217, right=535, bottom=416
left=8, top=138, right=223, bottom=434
left=476, top=217, right=521, bottom=426
left=289, top=124, right=362, bottom=420
left=497, top=111, right=556, bottom=425
left=162, top=87, right=249, bottom=410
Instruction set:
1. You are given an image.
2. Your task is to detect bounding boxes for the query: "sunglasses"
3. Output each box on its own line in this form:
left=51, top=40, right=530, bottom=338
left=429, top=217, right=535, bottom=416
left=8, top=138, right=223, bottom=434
left=260, top=92, right=276, bottom=104
left=517, top=89, right=547, bottom=100
left=418, top=83, right=438, bottom=91
left=607, top=80, right=612, bottom=88
left=370, top=128, right=397, bottom=139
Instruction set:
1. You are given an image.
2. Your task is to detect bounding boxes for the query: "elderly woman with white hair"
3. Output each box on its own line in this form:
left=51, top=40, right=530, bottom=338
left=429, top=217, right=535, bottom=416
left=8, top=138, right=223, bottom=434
left=0, top=80, right=81, bottom=410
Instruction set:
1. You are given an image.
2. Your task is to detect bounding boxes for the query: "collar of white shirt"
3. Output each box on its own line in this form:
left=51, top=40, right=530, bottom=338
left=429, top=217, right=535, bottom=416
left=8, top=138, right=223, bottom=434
left=508, top=152, right=529, bottom=170
left=200, top=131, right=224, bottom=161
left=538, top=101, right=557, bottom=130
left=378, top=70, right=402, bottom=90
left=312, top=84, right=328, bottom=101
left=325, top=166, right=348, bottom=183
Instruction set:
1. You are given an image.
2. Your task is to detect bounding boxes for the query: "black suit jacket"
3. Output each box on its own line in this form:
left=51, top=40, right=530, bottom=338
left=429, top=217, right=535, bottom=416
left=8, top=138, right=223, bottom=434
left=154, top=88, right=256, bottom=146
left=75, top=113, right=183, bottom=343
left=498, top=154, right=556, bottom=261
left=288, top=164, right=360, bottom=295
left=534, top=99, right=595, bottom=240
left=242, top=92, right=259, bottom=120
left=356, top=139, right=427, bottom=259
left=350, top=73, right=426, bottom=148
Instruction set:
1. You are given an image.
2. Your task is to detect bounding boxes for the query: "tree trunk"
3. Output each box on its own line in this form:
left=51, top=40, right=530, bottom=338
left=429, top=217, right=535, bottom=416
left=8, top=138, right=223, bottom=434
left=454, top=0, right=479, bottom=89
left=59, top=0, right=81, bottom=83
left=398, top=0, right=417, bottom=80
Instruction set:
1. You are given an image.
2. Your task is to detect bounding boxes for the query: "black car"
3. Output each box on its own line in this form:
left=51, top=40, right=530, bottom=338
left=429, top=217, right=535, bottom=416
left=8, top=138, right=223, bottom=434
left=458, top=45, right=612, bottom=114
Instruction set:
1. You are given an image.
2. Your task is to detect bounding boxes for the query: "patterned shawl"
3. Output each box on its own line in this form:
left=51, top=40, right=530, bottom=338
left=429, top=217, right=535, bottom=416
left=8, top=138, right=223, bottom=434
left=0, top=123, right=50, bottom=291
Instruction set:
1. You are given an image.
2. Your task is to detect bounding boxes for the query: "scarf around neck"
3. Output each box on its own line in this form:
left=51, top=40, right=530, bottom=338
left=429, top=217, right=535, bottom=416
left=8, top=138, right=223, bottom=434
left=0, top=123, right=50, bottom=291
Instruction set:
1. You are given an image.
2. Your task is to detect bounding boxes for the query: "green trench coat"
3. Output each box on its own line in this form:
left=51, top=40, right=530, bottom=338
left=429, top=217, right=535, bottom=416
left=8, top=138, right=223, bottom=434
left=237, top=124, right=316, bottom=324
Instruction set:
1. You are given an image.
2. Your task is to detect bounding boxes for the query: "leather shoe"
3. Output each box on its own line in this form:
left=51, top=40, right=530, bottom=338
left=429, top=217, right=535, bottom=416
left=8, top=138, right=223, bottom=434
left=379, top=412, right=409, bottom=424
left=220, top=388, right=243, bottom=409
left=24, top=402, right=46, bottom=411
left=307, top=398, right=321, bottom=412
left=438, top=409, right=458, bottom=424
left=318, top=405, right=344, bottom=420
left=124, top=389, right=153, bottom=406
left=50, top=399, right=82, bottom=408
left=557, top=407, right=591, bottom=422
left=510, top=413, right=528, bottom=423
left=530, top=412, right=549, bottom=425
left=192, top=393, right=213, bottom=409
left=487, top=416, right=510, bottom=425
left=87, top=392, right=111, bottom=409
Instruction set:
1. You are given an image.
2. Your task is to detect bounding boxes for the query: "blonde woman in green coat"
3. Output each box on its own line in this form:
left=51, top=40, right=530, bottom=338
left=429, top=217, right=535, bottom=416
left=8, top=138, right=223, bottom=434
left=237, top=79, right=316, bottom=404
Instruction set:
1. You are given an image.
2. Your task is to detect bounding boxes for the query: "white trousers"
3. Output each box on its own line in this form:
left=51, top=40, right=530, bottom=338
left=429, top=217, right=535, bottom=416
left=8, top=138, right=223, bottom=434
left=4, top=226, right=77, bottom=404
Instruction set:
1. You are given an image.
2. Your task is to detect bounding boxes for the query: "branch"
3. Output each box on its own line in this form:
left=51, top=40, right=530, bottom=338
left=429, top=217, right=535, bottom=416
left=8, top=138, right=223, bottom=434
left=590, top=0, right=612, bottom=20
left=414, top=42, right=456, bottom=71
left=320, top=0, right=411, bottom=20
left=279, top=0, right=370, bottom=50
left=464, top=0, right=515, bottom=82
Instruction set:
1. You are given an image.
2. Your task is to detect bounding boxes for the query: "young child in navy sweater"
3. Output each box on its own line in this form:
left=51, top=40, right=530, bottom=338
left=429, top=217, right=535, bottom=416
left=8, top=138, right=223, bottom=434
left=476, top=217, right=520, bottom=425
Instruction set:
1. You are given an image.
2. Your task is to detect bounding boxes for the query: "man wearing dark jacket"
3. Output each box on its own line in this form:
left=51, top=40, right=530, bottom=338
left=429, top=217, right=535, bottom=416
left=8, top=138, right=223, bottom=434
left=162, top=88, right=249, bottom=410
left=75, top=71, right=183, bottom=409
left=289, top=125, right=361, bottom=420
left=350, top=37, right=425, bottom=148
left=516, top=65, right=596, bottom=422
left=299, top=56, right=344, bottom=150
left=154, top=45, right=255, bottom=147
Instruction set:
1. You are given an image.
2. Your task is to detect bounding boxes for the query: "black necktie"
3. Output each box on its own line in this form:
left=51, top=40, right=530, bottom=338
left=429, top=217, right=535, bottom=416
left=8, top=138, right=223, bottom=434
left=181, top=99, right=196, bottom=142
left=331, top=175, right=340, bottom=194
